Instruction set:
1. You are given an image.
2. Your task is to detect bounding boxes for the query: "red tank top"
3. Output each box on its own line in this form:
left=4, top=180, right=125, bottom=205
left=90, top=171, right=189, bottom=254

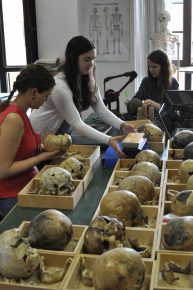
left=0, top=104, right=41, bottom=198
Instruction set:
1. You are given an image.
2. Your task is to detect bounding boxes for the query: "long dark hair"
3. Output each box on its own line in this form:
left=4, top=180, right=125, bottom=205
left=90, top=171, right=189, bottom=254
left=147, top=49, right=172, bottom=96
left=0, top=64, right=55, bottom=112
left=57, top=35, right=96, bottom=111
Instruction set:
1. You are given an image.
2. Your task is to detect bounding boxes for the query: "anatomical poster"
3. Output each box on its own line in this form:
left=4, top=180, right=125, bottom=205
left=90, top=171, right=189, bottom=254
left=78, top=0, right=130, bottom=61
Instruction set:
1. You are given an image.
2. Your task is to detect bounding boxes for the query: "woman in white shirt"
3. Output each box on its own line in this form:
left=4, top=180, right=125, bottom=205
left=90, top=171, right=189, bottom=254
left=30, top=35, right=135, bottom=156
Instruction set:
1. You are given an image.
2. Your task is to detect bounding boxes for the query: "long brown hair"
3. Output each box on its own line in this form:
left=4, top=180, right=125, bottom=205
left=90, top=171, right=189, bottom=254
left=0, top=64, right=55, bottom=112
left=57, top=36, right=97, bottom=112
left=147, top=49, right=172, bottom=96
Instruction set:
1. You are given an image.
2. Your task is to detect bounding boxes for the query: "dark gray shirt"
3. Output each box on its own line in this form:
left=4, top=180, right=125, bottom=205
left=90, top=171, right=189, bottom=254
left=134, top=76, right=179, bottom=104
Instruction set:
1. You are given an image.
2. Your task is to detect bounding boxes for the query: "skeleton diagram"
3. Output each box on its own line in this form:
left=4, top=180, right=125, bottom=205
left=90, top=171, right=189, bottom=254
left=102, top=6, right=110, bottom=54
left=110, top=6, right=123, bottom=54
left=89, top=7, right=101, bottom=54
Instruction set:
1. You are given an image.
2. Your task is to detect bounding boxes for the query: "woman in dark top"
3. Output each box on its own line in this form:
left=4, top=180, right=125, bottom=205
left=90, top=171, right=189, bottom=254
left=134, top=49, right=179, bottom=111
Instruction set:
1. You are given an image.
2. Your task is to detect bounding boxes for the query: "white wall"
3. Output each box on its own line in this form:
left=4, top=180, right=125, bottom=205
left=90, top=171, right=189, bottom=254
left=35, top=0, right=151, bottom=116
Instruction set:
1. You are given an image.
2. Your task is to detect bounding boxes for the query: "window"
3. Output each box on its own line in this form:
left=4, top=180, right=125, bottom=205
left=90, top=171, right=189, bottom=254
left=170, top=0, right=193, bottom=89
left=0, top=0, right=38, bottom=92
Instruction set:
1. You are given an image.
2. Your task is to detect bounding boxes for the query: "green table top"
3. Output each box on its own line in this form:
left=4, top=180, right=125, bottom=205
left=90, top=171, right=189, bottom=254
left=0, top=157, right=113, bottom=233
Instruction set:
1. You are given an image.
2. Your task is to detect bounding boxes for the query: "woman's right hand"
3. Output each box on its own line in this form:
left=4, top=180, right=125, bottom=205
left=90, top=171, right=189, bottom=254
left=108, top=136, right=126, bottom=157
left=38, top=150, right=60, bottom=163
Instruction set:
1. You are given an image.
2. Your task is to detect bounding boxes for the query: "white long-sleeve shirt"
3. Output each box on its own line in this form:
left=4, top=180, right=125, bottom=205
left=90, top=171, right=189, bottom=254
left=30, top=72, right=123, bottom=143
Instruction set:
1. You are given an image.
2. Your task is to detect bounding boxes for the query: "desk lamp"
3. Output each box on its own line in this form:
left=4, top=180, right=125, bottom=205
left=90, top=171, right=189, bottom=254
left=103, top=71, right=137, bottom=116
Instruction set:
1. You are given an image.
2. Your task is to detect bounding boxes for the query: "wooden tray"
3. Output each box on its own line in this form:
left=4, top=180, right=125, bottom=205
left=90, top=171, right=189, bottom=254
left=166, top=140, right=184, bottom=160
left=156, top=221, right=193, bottom=255
left=114, top=159, right=164, bottom=187
left=18, top=221, right=87, bottom=255
left=62, top=254, right=156, bottom=290
left=80, top=226, right=157, bottom=260
left=115, top=158, right=164, bottom=171
left=165, top=169, right=185, bottom=184
left=106, top=171, right=162, bottom=207
left=0, top=252, right=74, bottom=290
left=37, top=162, right=93, bottom=192
left=53, top=144, right=100, bottom=166
left=107, top=169, right=163, bottom=189
left=154, top=252, right=193, bottom=289
left=18, top=178, right=83, bottom=210
left=93, top=186, right=160, bottom=229
left=165, top=160, right=183, bottom=170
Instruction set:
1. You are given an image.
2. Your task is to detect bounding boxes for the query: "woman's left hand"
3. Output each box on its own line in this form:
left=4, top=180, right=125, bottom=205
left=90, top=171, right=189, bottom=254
left=108, top=135, right=127, bottom=157
left=143, top=99, right=161, bottom=110
left=120, top=122, right=137, bottom=135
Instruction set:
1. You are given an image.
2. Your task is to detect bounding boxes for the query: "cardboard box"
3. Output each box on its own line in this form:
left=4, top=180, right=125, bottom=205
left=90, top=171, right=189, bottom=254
left=18, top=178, right=84, bottom=210
left=122, top=132, right=145, bottom=148
left=62, top=254, right=156, bottom=290
left=154, top=252, right=193, bottom=289
left=0, top=252, right=74, bottom=290
left=18, top=221, right=87, bottom=255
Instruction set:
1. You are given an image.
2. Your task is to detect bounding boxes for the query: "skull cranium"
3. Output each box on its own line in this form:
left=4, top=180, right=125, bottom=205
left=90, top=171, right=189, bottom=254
left=27, top=209, right=73, bottom=250
left=60, top=157, right=85, bottom=179
left=99, top=190, right=144, bottom=227
left=0, top=228, right=40, bottom=279
left=83, top=215, right=125, bottom=254
left=39, top=167, right=74, bottom=195
left=92, top=247, right=146, bottom=290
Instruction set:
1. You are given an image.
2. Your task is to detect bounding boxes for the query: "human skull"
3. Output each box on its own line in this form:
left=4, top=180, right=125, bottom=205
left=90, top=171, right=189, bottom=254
left=0, top=228, right=40, bottom=279
left=118, top=175, right=155, bottom=204
left=137, top=123, right=163, bottom=142
left=83, top=215, right=125, bottom=254
left=130, top=161, right=160, bottom=185
left=169, top=190, right=193, bottom=216
left=39, top=167, right=74, bottom=195
left=99, top=190, right=144, bottom=227
left=184, top=142, right=193, bottom=160
left=178, top=160, right=193, bottom=183
left=135, top=149, right=161, bottom=168
left=172, top=130, right=193, bottom=149
left=186, top=175, right=193, bottom=189
left=92, top=248, right=146, bottom=290
left=158, top=10, right=170, bottom=32
left=43, top=133, right=72, bottom=153
left=162, top=216, right=193, bottom=251
left=126, top=98, right=142, bottom=116
left=27, top=209, right=73, bottom=250
left=60, top=157, right=85, bottom=179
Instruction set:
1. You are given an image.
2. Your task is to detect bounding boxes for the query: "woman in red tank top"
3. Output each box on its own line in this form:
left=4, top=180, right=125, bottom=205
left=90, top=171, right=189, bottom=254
left=0, top=64, right=59, bottom=219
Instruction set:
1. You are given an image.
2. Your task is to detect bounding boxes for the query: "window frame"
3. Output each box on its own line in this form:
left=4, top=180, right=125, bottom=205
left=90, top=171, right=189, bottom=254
left=0, top=0, right=38, bottom=92
left=182, top=0, right=191, bottom=66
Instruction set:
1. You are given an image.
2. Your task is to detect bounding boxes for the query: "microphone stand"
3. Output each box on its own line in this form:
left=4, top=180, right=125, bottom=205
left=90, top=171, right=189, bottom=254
left=104, top=71, right=137, bottom=116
